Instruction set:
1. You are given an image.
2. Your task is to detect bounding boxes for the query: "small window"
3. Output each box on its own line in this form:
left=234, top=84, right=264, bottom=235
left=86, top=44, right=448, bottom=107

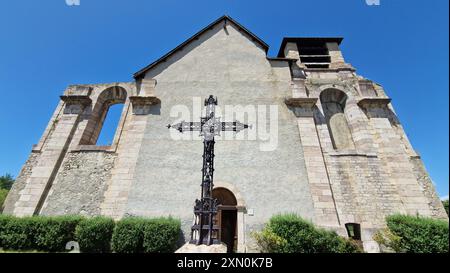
left=345, top=223, right=362, bottom=240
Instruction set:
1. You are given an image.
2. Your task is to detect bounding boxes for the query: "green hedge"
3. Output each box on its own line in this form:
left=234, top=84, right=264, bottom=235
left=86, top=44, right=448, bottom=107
left=0, top=214, right=30, bottom=250
left=0, top=215, right=83, bottom=252
left=112, top=217, right=181, bottom=253
left=1, top=215, right=181, bottom=253
left=253, top=214, right=361, bottom=253
left=375, top=214, right=449, bottom=253
left=0, top=189, right=8, bottom=211
left=111, top=217, right=145, bottom=253
left=75, top=216, right=115, bottom=253
left=142, top=217, right=181, bottom=253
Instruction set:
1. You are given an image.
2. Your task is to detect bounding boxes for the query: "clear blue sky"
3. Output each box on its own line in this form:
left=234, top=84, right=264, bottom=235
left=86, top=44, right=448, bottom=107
left=0, top=0, right=448, bottom=198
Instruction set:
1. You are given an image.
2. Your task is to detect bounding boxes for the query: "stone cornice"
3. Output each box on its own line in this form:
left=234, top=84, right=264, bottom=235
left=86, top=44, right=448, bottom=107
left=285, top=97, right=318, bottom=108
left=357, top=97, right=391, bottom=109
left=60, top=95, right=92, bottom=106
left=129, top=95, right=161, bottom=106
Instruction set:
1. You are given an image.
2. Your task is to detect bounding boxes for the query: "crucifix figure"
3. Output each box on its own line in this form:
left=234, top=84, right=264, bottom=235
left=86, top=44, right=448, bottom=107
left=168, top=95, right=250, bottom=245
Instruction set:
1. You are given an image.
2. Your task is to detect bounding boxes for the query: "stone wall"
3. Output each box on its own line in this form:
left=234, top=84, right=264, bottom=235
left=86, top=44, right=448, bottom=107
left=410, top=156, right=448, bottom=219
left=40, top=151, right=116, bottom=216
left=2, top=152, right=41, bottom=214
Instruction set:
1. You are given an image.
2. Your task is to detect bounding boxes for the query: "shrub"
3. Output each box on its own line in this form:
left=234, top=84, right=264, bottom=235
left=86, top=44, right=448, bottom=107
left=252, top=228, right=287, bottom=253
left=0, top=215, right=83, bottom=252
left=375, top=214, right=449, bottom=253
left=142, top=217, right=181, bottom=253
left=33, top=215, right=84, bottom=252
left=0, top=214, right=13, bottom=236
left=112, top=216, right=181, bottom=253
left=373, top=228, right=402, bottom=253
left=253, top=214, right=361, bottom=253
left=111, top=217, right=146, bottom=253
left=0, top=216, right=36, bottom=250
left=75, top=216, right=115, bottom=253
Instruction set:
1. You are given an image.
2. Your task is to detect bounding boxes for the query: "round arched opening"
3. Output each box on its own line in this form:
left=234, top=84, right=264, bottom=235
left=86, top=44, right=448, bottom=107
left=319, top=88, right=354, bottom=150
left=80, top=86, right=128, bottom=145
left=212, top=187, right=238, bottom=253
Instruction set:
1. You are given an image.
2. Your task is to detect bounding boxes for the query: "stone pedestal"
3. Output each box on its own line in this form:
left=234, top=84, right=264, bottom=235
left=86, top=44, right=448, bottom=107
left=175, top=243, right=227, bottom=253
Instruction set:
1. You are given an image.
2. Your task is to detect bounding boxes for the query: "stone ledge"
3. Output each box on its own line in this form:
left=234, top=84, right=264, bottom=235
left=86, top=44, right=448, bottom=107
left=129, top=96, right=161, bottom=115
left=129, top=95, right=161, bottom=106
left=70, top=145, right=117, bottom=153
left=285, top=97, right=318, bottom=108
left=327, top=150, right=377, bottom=157
left=60, top=95, right=92, bottom=106
left=304, top=65, right=356, bottom=73
left=357, top=98, right=391, bottom=109
left=30, top=146, right=43, bottom=153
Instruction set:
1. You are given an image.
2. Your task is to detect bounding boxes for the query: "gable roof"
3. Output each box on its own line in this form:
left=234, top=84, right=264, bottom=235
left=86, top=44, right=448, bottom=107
left=133, top=15, right=270, bottom=79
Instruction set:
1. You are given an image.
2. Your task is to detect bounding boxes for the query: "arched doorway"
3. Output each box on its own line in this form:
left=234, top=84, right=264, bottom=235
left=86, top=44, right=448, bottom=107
left=212, top=187, right=238, bottom=253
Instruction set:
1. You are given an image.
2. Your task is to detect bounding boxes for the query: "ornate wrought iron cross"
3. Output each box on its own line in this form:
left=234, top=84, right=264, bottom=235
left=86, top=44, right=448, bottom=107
left=168, top=95, right=249, bottom=245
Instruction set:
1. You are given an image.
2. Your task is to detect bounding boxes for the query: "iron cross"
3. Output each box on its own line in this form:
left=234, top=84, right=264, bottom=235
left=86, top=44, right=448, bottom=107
left=168, top=95, right=250, bottom=245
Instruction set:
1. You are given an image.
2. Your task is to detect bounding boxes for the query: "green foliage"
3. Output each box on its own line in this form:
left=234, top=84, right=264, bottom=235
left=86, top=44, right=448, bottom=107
left=142, top=217, right=181, bottom=253
left=375, top=214, right=449, bottom=253
left=75, top=216, right=115, bottom=253
left=0, top=189, right=8, bottom=211
left=0, top=216, right=39, bottom=250
left=32, top=215, right=83, bottom=252
left=111, top=217, right=146, bottom=253
left=443, top=199, right=449, bottom=216
left=0, top=214, right=32, bottom=250
left=0, top=174, right=14, bottom=190
left=112, top=217, right=181, bottom=253
left=1, top=215, right=181, bottom=253
left=0, top=214, right=13, bottom=235
left=253, top=214, right=361, bottom=253
left=252, top=228, right=287, bottom=253
left=373, top=228, right=402, bottom=253
left=0, top=173, right=14, bottom=212
left=0, top=215, right=83, bottom=252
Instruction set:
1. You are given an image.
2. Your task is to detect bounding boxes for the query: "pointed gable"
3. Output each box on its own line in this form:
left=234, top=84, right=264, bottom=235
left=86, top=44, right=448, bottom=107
left=133, top=15, right=269, bottom=79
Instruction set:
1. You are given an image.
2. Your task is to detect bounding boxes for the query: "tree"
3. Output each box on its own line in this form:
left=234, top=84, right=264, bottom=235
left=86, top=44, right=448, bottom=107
left=0, top=174, right=14, bottom=190
left=0, top=189, right=8, bottom=211
left=443, top=199, right=449, bottom=216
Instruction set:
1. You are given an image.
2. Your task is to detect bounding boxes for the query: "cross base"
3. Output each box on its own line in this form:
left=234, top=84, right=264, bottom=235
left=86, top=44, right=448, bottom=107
left=175, top=242, right=227, bottom=253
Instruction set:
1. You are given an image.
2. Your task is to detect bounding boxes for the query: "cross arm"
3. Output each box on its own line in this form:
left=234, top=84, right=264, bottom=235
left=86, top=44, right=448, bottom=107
left=167, top=121, right=203, bottom=132
left=221, top=121, right=250, bottom=133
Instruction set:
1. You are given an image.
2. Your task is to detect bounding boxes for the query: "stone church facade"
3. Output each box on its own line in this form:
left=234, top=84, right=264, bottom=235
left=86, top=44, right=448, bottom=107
left=3, top=16, right=447, bottom=252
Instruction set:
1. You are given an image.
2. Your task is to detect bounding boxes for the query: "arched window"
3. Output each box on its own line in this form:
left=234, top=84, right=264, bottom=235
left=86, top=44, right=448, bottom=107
left=320, top=89, right=354, bottom=150
left=80, top=86, right=127, bottom=146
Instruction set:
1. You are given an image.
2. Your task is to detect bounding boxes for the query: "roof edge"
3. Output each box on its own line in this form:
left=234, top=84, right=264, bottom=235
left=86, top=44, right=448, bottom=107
left=133, top=15, right=269, bottom=79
